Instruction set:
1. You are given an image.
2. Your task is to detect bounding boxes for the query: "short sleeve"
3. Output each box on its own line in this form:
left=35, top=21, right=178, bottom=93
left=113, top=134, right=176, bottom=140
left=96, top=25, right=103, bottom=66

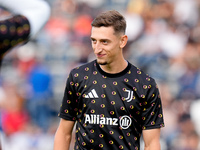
left=58, top=71, right=78, bottom=121
left=141, top=80, right=165, bottom=130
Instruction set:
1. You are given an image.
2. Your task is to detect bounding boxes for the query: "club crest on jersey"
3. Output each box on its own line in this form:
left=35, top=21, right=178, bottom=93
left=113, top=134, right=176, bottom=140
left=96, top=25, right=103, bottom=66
left=124, top=89, right=134, bottom=102
left=85, top=114, right=132, bottom=129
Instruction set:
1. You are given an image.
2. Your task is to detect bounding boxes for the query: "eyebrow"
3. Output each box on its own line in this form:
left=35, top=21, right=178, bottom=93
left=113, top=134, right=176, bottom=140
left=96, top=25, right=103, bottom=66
left=90, top=37, right=96, bottom=40
left=90, top=37, right=111, bottom=42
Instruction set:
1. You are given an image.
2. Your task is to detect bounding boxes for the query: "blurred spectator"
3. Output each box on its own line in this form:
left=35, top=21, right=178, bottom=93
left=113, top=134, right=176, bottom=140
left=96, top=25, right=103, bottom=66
left=173, top=0, right=199, bottom=28
left=72, top=14, right=93, bottom=43
left=169, top=114, right=200, bottom=150
left=177, top=40, right=200, bottom=99
left=0, top=81, right=29, bottom=136
left=190, top=100, right=200, bottom=136
left=16, top=42, right=37, bottom=77
left=26, top=60, right=53, bottom=132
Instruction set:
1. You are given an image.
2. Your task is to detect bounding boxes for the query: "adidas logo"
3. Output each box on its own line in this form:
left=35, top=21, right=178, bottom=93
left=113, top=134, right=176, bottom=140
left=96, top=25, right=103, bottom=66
left=85, top=89, right=99, bottom=98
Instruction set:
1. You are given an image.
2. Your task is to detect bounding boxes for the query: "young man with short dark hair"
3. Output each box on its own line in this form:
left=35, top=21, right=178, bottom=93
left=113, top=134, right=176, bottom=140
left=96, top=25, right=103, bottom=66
left=54, top=10, right=164, bottom=150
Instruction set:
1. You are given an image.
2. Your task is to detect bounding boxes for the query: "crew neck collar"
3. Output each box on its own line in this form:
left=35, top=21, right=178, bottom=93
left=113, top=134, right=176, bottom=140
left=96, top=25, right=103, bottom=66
left=95, top=60, right=131, bottom=78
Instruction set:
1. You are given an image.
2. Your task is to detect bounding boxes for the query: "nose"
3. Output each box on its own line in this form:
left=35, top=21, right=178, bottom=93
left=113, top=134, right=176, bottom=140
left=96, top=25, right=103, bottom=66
left=93, top=42, right=102, bottom=53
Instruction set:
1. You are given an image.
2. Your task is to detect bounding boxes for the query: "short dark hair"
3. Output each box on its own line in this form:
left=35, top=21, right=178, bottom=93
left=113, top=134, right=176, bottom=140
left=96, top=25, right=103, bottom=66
left=91, top=10, right=126, bottom=34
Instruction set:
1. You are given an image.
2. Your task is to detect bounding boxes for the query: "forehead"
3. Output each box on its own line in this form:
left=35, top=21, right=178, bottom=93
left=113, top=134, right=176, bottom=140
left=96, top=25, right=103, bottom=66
left=91, top=26, right=117, bottom=39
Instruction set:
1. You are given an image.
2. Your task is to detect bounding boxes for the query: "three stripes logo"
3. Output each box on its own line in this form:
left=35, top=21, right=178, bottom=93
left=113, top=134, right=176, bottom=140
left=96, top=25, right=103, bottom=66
left=85, top=89, right=99, bottom=98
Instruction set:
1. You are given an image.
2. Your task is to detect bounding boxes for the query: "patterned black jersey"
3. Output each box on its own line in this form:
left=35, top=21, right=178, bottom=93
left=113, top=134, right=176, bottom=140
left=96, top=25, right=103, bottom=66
left=0, top=15, right=30, bottom=56
left=59, top=60, right=164, bottom=150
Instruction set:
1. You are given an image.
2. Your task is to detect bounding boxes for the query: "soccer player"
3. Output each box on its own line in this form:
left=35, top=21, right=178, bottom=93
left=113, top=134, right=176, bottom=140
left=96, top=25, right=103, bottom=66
left=54, top=10, right=164, bottom=150
left=0, top=0, right=50, bottom=59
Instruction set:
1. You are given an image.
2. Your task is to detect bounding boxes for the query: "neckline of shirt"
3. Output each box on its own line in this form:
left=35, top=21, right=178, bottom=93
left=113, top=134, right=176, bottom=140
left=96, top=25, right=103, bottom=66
left=95, top=60, right=131, bottom=78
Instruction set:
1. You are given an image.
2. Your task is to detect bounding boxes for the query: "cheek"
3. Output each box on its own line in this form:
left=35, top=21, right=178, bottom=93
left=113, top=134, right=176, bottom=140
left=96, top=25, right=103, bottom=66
left=105, top=48, right=117, bottom=57
left=111, top=44, right=121, bottom=53
left=92, top=44, right=98, bottom=52
left=91, top=43, right=95, bottom=49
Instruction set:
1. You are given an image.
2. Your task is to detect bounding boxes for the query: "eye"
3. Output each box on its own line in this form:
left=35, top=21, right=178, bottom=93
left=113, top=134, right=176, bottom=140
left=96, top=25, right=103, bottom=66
left=91, top=39, right=97, bottom=44
left=102, top=40, right=108, bottom=44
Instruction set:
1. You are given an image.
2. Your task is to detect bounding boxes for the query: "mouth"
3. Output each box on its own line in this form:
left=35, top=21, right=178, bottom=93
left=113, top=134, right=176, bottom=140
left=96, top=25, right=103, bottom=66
left=96, top=54, right=106, bottom=58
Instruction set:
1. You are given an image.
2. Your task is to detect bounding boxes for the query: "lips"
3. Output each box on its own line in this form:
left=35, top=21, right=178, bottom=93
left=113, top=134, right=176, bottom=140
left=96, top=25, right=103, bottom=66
left=96, top=54, right=106, bottom=58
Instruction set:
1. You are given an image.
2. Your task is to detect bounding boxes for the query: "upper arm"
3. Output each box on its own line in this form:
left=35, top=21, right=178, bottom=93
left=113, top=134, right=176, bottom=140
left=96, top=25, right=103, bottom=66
left=57, top=118, right=75, bottom=136
left=142, top=128, right=161, bottom=150
left=54, top=119, right=75, bottom=150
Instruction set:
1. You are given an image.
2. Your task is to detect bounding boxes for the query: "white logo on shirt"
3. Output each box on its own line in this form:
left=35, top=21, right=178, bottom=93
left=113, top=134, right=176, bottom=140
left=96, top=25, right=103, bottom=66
left=85, top=89, right=99, bottom=98
left=119, top=115, right=132, bottom=129
left=125, top=90, right=134, bottom=102
left=85, top=114, right=118, bottom=126
left=84, top=114, right=132, bottom=129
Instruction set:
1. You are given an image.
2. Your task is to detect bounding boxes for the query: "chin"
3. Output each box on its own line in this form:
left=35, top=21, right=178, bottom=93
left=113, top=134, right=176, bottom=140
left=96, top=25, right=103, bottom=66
left=97, top=60, right=107, bottom=65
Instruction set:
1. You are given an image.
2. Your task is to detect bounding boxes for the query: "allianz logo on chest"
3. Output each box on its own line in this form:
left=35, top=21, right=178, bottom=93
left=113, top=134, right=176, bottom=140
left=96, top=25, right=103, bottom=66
left=85, top=114, right=132, bottom=129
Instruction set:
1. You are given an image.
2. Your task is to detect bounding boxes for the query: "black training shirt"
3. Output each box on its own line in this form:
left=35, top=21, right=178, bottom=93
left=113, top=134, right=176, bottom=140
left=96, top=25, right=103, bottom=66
left=59, top=60, right=164, bottom=150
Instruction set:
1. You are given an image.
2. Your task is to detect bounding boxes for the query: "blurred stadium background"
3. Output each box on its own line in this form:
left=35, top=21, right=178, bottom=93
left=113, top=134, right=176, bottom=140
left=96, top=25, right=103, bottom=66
left=0, top=0, right=200, bottom=149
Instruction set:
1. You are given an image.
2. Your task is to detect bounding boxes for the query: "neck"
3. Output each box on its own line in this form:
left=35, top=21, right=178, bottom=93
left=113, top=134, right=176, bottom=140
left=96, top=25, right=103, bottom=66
left=100, top=59, right=128, bottom=74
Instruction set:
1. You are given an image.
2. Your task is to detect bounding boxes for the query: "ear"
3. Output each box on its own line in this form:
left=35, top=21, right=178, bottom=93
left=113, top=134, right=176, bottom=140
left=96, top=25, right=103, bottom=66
left=120, top=35, right=128, bottom=49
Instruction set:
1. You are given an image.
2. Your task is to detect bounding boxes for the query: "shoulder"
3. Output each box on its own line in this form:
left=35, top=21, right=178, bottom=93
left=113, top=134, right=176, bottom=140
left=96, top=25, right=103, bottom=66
left=68, top=60, right=96, bottom=81
left=129, top=62, right=156, bottom=84
left=70, top=60, right=96, bottom=74
left=67, top=60, right=96, bottom=87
